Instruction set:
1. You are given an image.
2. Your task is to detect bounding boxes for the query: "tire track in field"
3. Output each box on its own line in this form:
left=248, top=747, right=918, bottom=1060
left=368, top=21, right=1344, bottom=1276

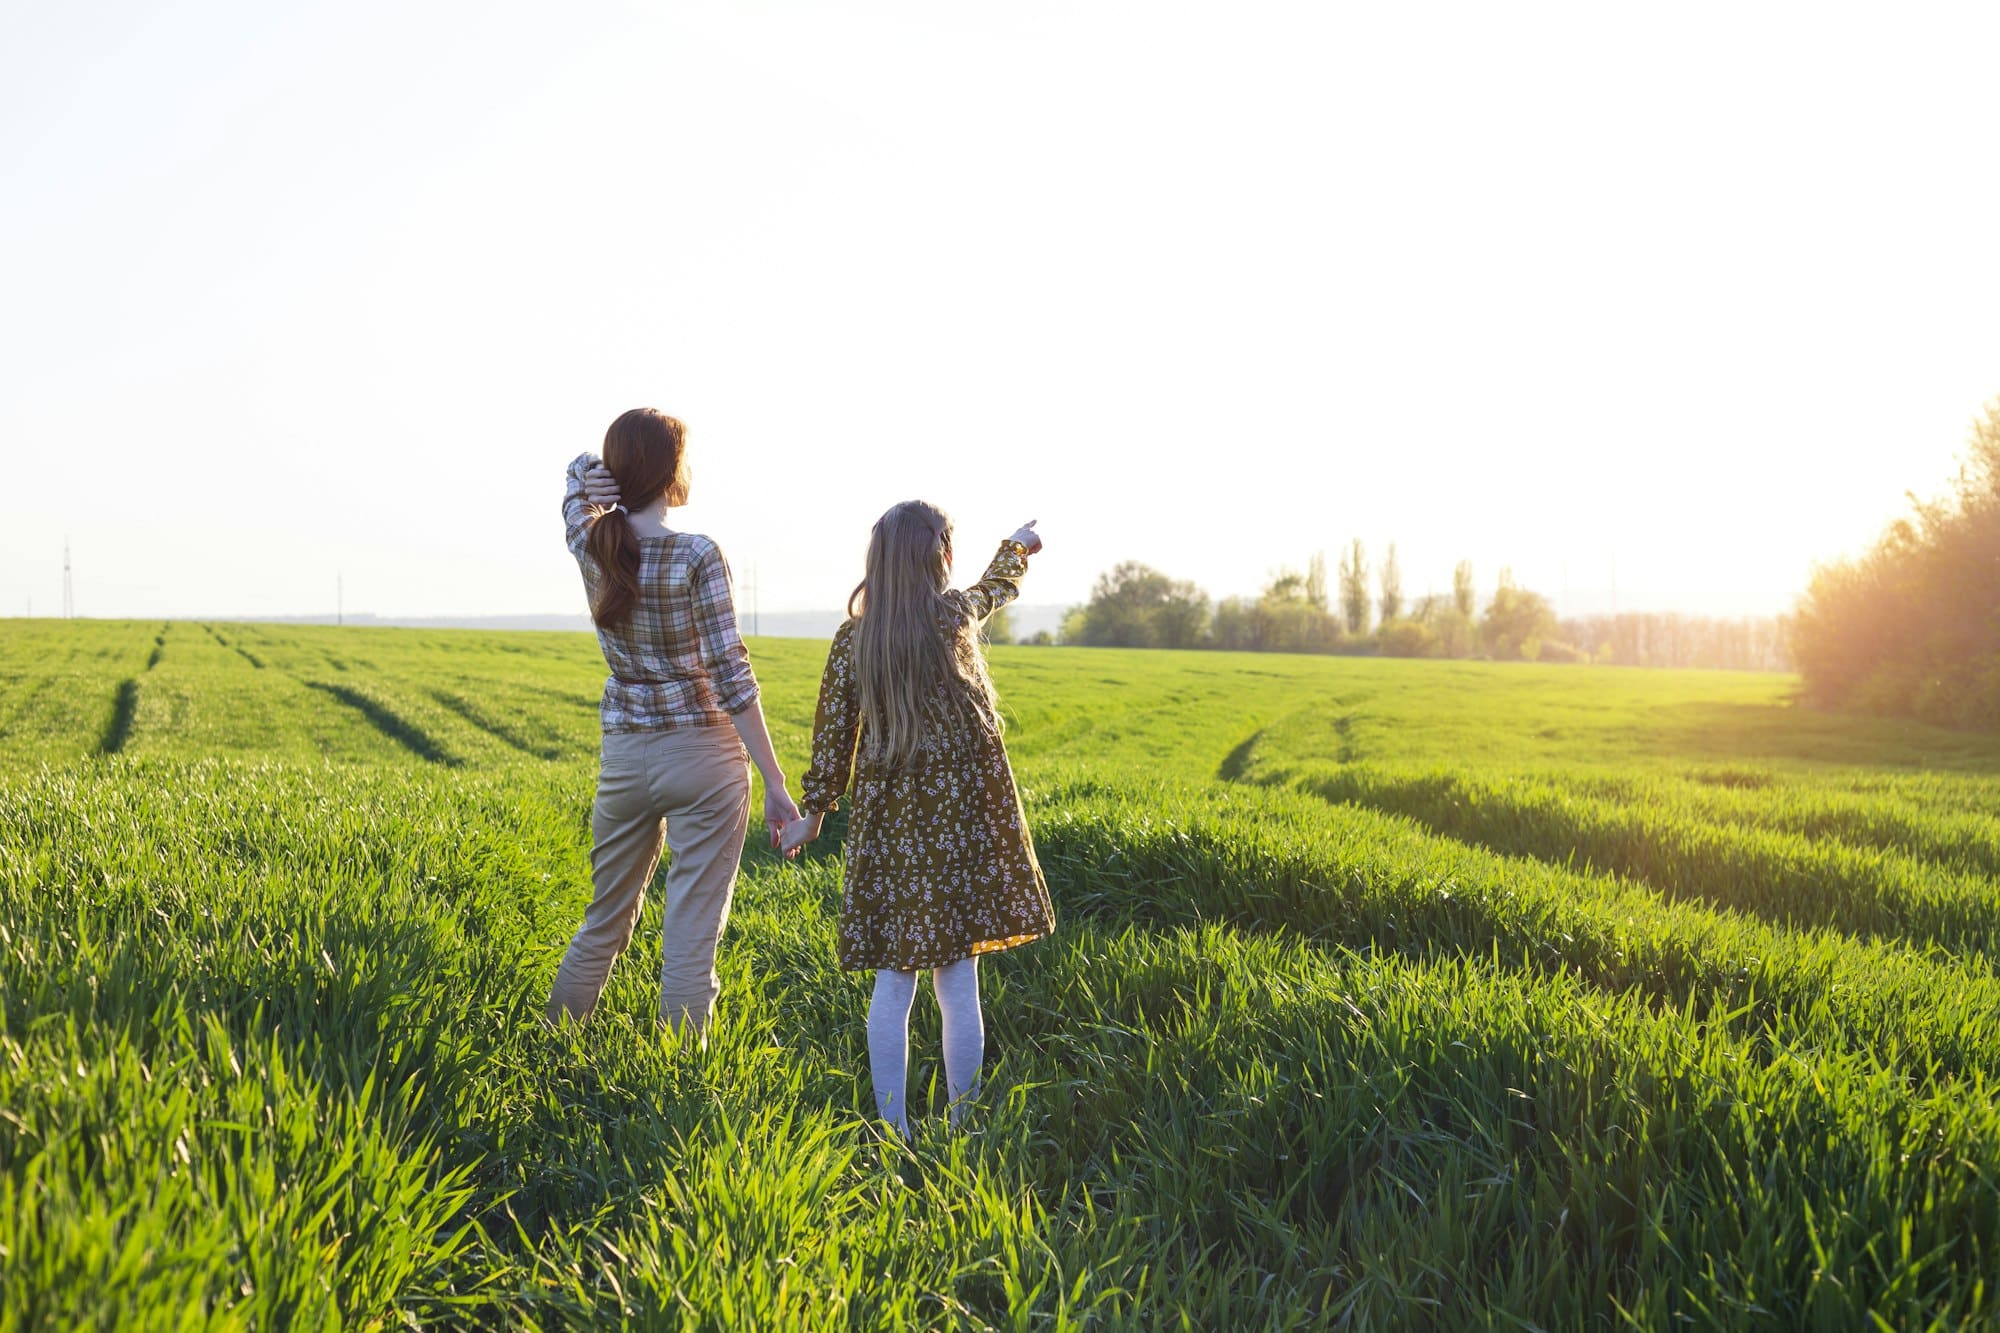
left=428, top=689, right=565, bottom=760
left=517, top=682, right=602, bottom=712
left=302, top=682, right=460, bottom=765
left=199, top=622, right=264, bottom=668
left=258, top=645, right=459, bottom=763
left=97, top=680, right=140, bottom=754
left=1217, top=729, right=1264, bottom=781
left=98, top=624, right=171, bottom=755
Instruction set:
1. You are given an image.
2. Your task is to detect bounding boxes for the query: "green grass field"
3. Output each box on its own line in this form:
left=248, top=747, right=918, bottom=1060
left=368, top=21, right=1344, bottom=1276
left=4, top=618, right=2000, bottom=1329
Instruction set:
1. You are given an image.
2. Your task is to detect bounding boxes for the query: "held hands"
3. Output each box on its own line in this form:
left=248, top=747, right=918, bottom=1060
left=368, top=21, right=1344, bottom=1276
left=778, top=811, right=824, bottom=858
left=1009, top=519, right=1043, bottom=555
left=765, top=787, right=802, bottom=858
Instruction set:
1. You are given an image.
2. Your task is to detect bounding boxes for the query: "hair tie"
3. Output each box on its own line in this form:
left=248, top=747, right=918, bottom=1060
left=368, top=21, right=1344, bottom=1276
left=589, top=502, right=629, bottom=522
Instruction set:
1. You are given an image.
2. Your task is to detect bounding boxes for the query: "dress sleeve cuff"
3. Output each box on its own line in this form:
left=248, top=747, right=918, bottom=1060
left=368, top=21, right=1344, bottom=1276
left=985, top=541, right=1030, bottom=580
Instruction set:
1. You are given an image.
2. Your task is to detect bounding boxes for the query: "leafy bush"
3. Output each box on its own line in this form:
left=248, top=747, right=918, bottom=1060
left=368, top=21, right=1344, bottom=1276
left=1481, top=569, right=1556, bottom=660
left=1376, top=617, right=1435, bottom=657
left=1065, top=562, right=1210, bottom=648
left=1793, top=400, right=2000, bottom=728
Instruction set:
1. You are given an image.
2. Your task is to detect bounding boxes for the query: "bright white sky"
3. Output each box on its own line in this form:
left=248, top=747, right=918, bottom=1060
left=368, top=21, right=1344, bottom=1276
left=5, top=0, right=1998, bottom=623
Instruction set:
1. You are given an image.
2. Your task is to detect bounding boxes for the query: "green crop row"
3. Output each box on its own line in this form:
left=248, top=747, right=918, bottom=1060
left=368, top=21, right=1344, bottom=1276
left=1244, top=761, right=2000, bottom=962
left=1560, top=767, right=2000, bottom=876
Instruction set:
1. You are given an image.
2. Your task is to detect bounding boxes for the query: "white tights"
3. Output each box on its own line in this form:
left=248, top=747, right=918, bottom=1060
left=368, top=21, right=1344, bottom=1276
left=867, top=957, right=982, bottom=1137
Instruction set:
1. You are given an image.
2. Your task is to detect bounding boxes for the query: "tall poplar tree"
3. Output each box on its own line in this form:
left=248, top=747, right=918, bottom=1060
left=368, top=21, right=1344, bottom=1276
left=1378, top=543, right=1403, bottom=623
left=1305, top=552, right=1329, bottom=612
left=1337, top=538, right=1370, bottom=636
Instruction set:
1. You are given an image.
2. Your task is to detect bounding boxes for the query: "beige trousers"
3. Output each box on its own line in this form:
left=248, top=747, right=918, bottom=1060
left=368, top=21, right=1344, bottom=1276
left=547, top=726, right=752, bottom=1032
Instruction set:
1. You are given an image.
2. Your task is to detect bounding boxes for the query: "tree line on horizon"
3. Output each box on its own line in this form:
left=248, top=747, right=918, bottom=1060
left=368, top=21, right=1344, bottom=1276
left=1791, top=399, right=2000, bottom=728
left=989, top=542, right=1792, bottom=672
left=996, top=396, right=2000, bottom=723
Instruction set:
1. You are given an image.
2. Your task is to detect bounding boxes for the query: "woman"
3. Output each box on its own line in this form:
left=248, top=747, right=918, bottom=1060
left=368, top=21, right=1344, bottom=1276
left=548, top=407, right=798, bottom=1036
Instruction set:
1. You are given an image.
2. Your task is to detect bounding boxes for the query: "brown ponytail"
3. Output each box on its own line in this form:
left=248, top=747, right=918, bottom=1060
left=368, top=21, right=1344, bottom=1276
left=587, top=408, right=691, bottom=628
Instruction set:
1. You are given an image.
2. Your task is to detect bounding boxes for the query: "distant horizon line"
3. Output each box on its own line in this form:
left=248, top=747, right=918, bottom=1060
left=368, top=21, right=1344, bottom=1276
left=5, top=598, right=1799, bottom=631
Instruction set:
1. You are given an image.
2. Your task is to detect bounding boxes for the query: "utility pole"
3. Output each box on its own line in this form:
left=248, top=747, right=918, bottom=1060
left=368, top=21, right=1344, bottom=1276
left=62, top=539, right=74, bottom=618
left=337, top=574, right=344, bottom=627
left=750, top=563, right=760, bottom=637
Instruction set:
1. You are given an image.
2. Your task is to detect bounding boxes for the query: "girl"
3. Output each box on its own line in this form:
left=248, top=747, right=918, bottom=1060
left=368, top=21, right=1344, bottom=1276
left=549, top=408, right=799, bottom=1035
left=781, top=502, right=1055, bottom=1137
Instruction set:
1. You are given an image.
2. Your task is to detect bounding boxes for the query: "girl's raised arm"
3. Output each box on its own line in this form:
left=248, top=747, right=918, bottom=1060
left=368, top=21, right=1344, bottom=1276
left=955, top=521, right=1042, bottom=623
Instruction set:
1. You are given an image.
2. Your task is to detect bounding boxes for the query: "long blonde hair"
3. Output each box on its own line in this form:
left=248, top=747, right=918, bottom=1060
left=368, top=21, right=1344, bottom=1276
left=847, top=500, right=1001, bottom=768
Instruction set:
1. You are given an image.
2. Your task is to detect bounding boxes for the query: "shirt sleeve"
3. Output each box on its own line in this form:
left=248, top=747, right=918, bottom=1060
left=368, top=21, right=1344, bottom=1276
left=799, top=621, right=860, bottom=815
left=562, top=453, right=597, bottom=562
left=949, top=540, right=1031, bottom=623
left=691, top=540, right=760, bottom=715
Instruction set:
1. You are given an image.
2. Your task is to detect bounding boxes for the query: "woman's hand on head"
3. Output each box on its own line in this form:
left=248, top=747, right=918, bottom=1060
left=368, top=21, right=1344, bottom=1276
left=584, top=463, right=623, bottom=509
left=1009, top=520, right=1042, bottom=555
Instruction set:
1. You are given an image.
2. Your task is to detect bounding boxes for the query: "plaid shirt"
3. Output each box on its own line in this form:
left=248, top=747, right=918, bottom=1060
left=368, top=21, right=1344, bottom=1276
left=564, top=453, right=760, bottom=733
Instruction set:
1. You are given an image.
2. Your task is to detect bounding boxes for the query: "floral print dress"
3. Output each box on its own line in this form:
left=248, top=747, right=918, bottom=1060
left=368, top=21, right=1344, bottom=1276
left=800, top=541, right=1057, bottom=971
